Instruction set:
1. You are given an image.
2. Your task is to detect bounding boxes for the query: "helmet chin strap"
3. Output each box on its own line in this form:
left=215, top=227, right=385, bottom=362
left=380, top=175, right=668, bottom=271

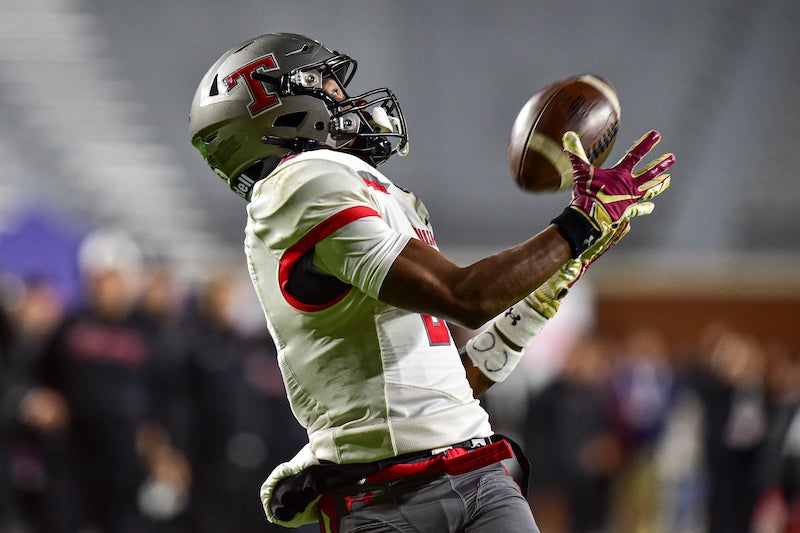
left=262, top=135, right=323, bottom=153
left=230, top=157, right=283, bottom=201
left=262, top=125, right=403, bottom=168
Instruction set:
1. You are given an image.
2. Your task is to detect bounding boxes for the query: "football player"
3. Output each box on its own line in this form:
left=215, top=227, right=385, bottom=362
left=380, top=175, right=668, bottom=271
left=189, top=32, right=674, bottom=532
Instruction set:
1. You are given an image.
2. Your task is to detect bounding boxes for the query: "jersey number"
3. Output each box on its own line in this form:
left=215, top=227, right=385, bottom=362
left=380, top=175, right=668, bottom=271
left=421, top=314, right=451, bottom=346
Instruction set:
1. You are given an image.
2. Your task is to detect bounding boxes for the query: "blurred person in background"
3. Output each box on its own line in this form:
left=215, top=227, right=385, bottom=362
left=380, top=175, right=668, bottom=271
left=135, top=265, right=187, bottom=336
left=17, top=228, right=189, bottom=533
left=751, top=342, right=800, bottom=532
left=649, top=335, right=708, bottom=533
left=690, top=324, right=768, bottom=533
left=524, top=336, right=622, bottom=533
left=171, top=273, right=311, bottom=533
left=0, top=275, right=14, bottom=530
left=131, top=266, right=196, bottom=531
left=0, top=275, right=65, bottom=531
left=605, top=326, right=676, bottom=533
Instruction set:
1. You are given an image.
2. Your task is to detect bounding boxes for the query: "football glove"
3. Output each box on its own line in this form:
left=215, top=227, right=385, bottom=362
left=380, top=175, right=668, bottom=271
left=553, top=130, right=675, bottom=257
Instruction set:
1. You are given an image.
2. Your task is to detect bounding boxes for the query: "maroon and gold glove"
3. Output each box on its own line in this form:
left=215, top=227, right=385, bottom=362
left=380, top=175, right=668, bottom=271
left=552, top=130, right=675, bottom=258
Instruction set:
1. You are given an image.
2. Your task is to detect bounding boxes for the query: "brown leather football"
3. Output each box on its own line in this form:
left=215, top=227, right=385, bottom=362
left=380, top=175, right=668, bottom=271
left=508, top=75, right=620, bottom=192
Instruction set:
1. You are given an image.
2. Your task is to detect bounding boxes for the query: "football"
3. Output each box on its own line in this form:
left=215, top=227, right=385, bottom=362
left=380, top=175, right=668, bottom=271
left=508, top=74, right=621, bottom=192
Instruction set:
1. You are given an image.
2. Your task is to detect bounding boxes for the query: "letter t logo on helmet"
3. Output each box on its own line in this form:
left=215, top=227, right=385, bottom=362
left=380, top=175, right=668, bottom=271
left=222, top=54, right=282, bottom=117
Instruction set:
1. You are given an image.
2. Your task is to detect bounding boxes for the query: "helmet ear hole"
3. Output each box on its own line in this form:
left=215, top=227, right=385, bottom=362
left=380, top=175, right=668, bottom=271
left=273, top=111, right=307, bottom=128
left=209, top=74, right=220, bottom=97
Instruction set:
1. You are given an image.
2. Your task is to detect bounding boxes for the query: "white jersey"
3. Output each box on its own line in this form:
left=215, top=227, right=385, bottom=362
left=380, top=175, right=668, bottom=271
left=244, top=149, right=491, bottom=464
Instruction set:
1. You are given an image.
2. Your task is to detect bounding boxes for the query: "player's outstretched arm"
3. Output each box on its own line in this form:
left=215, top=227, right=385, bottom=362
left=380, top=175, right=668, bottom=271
left=379, top=130, right=674, bottom=331
left=379, top=224, right=571, bottom=330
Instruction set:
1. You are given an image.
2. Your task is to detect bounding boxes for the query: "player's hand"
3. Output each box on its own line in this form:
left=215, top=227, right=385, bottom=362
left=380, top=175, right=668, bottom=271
left=552, top=130, right=674, bottom=257
left=566, top=128, right=674, bottom=230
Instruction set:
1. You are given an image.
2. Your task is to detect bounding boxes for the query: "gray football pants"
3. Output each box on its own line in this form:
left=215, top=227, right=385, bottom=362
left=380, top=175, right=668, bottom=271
left=319, top=462, right=540, bottom=533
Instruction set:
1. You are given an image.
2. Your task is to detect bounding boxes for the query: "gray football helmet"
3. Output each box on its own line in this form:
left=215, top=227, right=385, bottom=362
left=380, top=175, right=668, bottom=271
left=189, top=33, right=408, bottom=200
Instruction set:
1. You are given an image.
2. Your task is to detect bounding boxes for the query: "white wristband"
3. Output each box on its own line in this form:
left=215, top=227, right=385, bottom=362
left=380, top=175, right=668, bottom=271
left=465, top=327, right=524, bottom=383
left=493, top=301, right=549, bottom=350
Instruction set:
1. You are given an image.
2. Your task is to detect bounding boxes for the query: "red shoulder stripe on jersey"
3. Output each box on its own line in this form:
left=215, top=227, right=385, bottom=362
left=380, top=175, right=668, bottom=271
left=279, top=206, right=381, bottom=312
left=362, top=179, right=388, bottom=194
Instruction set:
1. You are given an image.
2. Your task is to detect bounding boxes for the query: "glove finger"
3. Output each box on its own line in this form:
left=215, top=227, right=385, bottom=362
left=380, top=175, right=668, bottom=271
left=638, top=174, right=671, bottom=200
left=562, top=131, right=590, bottom=163
left=626, top=201, right=655, bottom=218
left=632, top=153, right=676, bottom=180
left=616, top=130, right=661, bottom=171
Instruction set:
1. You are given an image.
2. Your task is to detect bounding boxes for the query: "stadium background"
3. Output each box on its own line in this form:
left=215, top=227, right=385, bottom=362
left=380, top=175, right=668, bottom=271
left=1, top=0, right=798, bottom=300
left=2, top=0, right=799, bottom=346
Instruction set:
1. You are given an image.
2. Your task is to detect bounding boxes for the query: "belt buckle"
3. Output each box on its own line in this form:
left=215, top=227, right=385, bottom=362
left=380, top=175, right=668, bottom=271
left=431, top=437, right=490, bottom=456
left=429, top=445, right=453, bottom=455
left=469, top=437, right=489, bottom=449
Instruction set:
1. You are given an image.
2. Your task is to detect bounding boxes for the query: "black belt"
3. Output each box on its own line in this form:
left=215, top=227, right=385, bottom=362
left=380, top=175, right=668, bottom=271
left=271, top=436, right=500, bottom=522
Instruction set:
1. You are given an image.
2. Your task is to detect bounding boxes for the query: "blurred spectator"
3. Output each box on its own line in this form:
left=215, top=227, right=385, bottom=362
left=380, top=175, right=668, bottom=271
left=651, top=352, right=707, bottom=533
left=0, top=275, right=65, bottom=531
left=608, top=327, right=675, bottom=455
left=524, top=337, right=622, bottom=533
left=751, top=342, right=800, bottom=532
left=690, top=324, right=768, bottom=533
left=17, top=228, right=189, bottom=533
left=136, top=266, right=186, bottom=331
left=606, top=326, right=676, bottom=533
left=0, top=276, right=14, bottom=530
left=171, top=273, right=312, bottom=533
left=133, top=267, right=195, bottom=530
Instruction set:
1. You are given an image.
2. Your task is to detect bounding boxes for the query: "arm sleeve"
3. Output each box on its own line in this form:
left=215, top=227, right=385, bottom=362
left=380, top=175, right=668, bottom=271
left=313, top=217, right=411, bottom=301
